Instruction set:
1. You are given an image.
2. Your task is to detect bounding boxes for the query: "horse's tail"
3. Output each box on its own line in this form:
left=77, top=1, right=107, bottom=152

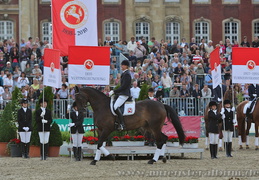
left=164, top=104, right=185, bottom=145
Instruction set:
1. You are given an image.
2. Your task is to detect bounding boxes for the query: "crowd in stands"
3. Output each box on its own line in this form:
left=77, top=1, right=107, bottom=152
left=0, top=35, right=259, bottom=109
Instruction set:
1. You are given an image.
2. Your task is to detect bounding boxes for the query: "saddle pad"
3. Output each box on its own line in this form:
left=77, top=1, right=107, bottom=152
left=243, top=101, right=256, bottom=114
left=110, top=96, right=136, bottom=116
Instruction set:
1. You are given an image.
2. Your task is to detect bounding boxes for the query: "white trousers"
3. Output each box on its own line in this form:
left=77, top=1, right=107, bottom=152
left=72, top=132, right=84, bottom=147
left=209, top=133, right=219, bottom=144
left=20, top=61, right=27, bottom=72
left=114, top=95, right=129, bottom=110
left=19, top=132, right=31, bottom=143
left=223, top=130, right=233, bottom=142
left=38, top=132, right=50, bottom=144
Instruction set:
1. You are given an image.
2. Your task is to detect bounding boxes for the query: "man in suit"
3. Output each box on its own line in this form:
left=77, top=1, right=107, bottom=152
left=18, top=99, right=32, bottom=158
left=109, top=60, right=131, bottom=131
left=36, top=98, right=53, bottom=160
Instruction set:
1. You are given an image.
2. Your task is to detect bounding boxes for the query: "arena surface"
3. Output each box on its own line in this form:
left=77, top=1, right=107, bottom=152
left=0, top=137, right=259, bottom=180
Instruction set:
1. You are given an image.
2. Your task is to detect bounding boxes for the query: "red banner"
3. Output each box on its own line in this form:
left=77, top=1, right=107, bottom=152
left=162, top=116, right=201, bottom=137
left=209, top=47, right=220, bottom=70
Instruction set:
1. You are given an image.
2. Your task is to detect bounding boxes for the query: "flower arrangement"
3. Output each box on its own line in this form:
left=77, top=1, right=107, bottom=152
left=83, top=136, right=98, bottom=144
left=111, top=135, right=145, bottom=141
left=8, top=138, right=21, bottom=145
left=167, top=136, right=179, bottom=143
left=184, top=136, right=198, bottom=144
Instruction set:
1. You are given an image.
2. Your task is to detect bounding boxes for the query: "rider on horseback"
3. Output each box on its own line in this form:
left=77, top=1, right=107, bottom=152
left=246, top=84, right=259, bottom=121
left=109, top=60, right=131, bottom=131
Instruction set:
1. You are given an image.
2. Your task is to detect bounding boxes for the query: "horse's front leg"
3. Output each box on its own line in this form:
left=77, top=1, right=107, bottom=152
left=246, top=121, right=251, bottom=149
left=90, top=129, right=114, bottom=165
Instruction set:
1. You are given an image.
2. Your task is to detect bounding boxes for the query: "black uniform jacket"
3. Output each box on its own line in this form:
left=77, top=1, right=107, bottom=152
left=17, top=108, right=32, bottom=132
left=36, top=108, right=53, bottom=132
left=114, top=69, right=131, bottom=96
left=66, top=111, right=85, bottom=134
left=208, top=110, right=222, bottom=134
left=222, top=109, right=234, bottom=131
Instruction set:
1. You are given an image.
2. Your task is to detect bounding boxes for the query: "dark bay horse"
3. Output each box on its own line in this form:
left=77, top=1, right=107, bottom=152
left=204, top=88, right=237, bottom=150
left=237, top=99, right=259, bottom=150
left=74, top=87, right=185, bottom=165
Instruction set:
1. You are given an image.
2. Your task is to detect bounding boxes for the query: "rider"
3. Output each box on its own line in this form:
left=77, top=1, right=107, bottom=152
left=246, top=84, right=259, bottom=120
left=109, top=60, right=131, bottom=131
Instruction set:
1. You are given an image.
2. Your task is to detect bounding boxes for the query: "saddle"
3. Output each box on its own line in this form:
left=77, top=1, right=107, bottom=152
left=243, top=98, right=258, bottom=118
left=110, top=95, right=136, bottom=116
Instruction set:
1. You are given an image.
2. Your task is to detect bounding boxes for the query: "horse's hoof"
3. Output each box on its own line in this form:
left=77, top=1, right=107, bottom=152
left=219, top=147, right=223, bottom=152
left=107, top=154, right=115, bottom=161
left=246, top=145, right=249, bottom=149
left=239, top=146, right=243, bottom=149
left=148, top=159, right=156, bottom=164
left=205, top=148, right=209, bottom=150
left=162, top=157, right=167, bottom=163
left=90, top=160, right=97, bottom=165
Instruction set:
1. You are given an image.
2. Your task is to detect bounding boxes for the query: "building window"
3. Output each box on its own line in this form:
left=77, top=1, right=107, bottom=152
left=222, top=0, right=239, bottom=3
left=135, top=0, right=150, bottom=2
left=194, top=21, right=209, bottom=44
left=224, top=21, right=238, bottom=43
left=252, top=0, right=259, bottom=4
left=42, top=22, right=52, bottom=43
left=165, top=22, right=180, bottom=43
left=104, top=22, right=120, bottom=42
left=135, top=22, right=150, bottom=42
left=0, top=21, right=13, bottom=41
left=165, top=0, right=180, bottom=2
left=193, top=0, right=209, bottom=2
left=254, top=21, right=259, bottom=37
left=103, top=0, right=119, bottom=2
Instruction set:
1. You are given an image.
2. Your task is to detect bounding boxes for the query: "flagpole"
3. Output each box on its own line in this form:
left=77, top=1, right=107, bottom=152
left=220, top=77, right=226, bottom=155
left=232, top=83, right=236, bottom=139
left=68, top=83, right=73, bottom=161
left=42, top=86, right=45, bottom=160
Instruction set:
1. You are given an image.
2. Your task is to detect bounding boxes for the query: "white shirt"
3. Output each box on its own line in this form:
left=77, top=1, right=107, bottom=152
left=3, top=78, right=13, bottom=92
left=127, top=41, right=137, bottom=52
left=22, top=107, right=27, bottom=112
left=17, top=77, right=29, bottom=88
left=161, top=76, right=172, bottom=89
left=130, top=87, right=141, bottom=99
left=0, top=86, right=4, bottom=100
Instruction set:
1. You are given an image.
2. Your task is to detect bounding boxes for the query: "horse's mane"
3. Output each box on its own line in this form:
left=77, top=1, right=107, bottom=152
left=82, top=87, right=110, bottom=100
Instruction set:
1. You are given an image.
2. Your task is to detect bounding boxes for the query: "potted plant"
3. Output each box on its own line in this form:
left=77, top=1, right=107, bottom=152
left=183, top=136, right=199, bottom=148
left=111, top=135, right=145, bottom=147
left=8, top=138, right=22, bottom=157
left=83, top=136, right=106, bottom=149
left=0, top=103, right=17, bottom=156
left=49, top=122, right=63, bottom=157
left=166, top=136, right=179, bottom=147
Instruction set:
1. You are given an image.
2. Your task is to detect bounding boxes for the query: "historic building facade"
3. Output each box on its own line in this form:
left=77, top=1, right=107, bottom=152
left=0, top=0, right=259, bottom=44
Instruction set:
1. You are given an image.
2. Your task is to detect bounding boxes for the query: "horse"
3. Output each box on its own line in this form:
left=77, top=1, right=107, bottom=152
left=74, top=86, right=185, bottom=165
left=236, top=99, right=259, bottom=150
left=204, top=87, right=237, bottom=150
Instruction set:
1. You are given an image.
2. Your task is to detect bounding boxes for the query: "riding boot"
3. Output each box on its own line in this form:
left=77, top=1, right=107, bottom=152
left=225, top=142, right=229, bottom=157
left=77, top=147, right=82, bottom=161
left=214, top=144, right=218, bottom=159
left=21, top=143, right=25, bottom=158
left=245, top=108, right=251, bottom=122
left=25, top=143, right=30, bottom=158
left=44, top=143, right=49, bottom=160
left=40, top=144, right=44, bottom=160
left=115, top=108, right=125, bottom=131
left=228, top=142, right=233, bottom=157
left=209, top=144, right=214, bottom=159
left=73, top=147, right=78, bottom=161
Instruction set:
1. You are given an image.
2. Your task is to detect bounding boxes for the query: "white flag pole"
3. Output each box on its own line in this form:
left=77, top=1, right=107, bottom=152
left=42, top=87, right=45, bottom=160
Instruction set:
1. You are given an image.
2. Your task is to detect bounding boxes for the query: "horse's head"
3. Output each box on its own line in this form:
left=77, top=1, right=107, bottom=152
left=74, top=86, right=88, bottom=112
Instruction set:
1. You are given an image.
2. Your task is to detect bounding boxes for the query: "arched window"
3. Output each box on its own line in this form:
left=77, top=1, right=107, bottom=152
left=135, top=22, right=150, bottom=42
left=194, top=21, right=209, bottom=43
left=254, top=20, right=259, bottom=37
left=0, top=21, right=14, bottom=41
left=104, top=22, right=120, bottom=42
left=224, top=21, right=238, bottom=43
left=165, top=22, right=180, bottom=43
left=42, top=22, right=52, bottom=43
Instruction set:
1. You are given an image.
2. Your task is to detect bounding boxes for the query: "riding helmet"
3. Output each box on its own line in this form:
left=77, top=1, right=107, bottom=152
left=223, top=99, right=231, bottom=105
left=121, top=60, right=130, bottom=66
left=148, top=88, right=154, bottom=92
left=72, top=101, right=77, bottom=108
left=209, top=101, right=217, bottom=107
left=20, top=98, right=28, bottom=104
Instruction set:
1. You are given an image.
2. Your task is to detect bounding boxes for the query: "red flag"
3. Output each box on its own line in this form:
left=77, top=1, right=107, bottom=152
left=232, top=47, right=259, bottom=84
left=209, top=47, right=220, bottom=70
left=43, top=49, right=61, bottom=88
left=52, top=0, right=97, bottom=56
left=68, top=46, right=110, bottom=85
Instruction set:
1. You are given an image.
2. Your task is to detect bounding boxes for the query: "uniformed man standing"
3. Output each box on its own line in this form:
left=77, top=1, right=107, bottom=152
left=221, top=99, right=235, bottom=157
left=208, top=101, right=222, bottom=159
left=36, top=99, right=53, bottom=160
left=17, top=99, right=32, bottom=158
left=109, top=60, right=131, bottom=131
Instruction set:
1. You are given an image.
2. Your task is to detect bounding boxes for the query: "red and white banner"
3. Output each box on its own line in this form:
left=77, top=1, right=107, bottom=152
left=162, top=116, right=201, bottom=137
left=210, top=47, right=222, bottom=89
left=232, top=48, right=259, bottom=84
left=68, top=46, right=110, bottom=85
left=43, top=49, right=61, bottom=88
left=52, top=0, right=97, bottom=56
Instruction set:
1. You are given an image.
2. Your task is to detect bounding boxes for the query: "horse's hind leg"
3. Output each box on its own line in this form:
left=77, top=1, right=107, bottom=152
left=246, top=121, right=251, bottom=149
left=90, top=129, right=114, bottom=165
left=148, top=131, right=167, bottom=164
left=255, top=122, right=259, bottom=150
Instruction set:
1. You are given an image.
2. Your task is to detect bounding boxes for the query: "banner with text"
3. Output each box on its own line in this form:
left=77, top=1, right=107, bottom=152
left=210, top=47, right=222, bottom=89
left=43, top=49, right=61, bottom=88
left=162, top=116, right=201, bottom=137
left=232, top=47, right=259, bottom=84
left=52, top=0, right=97, bottom=56
left=68, top=46, right=110, bottom=85
left=54, top=118, right=93, bottom=132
